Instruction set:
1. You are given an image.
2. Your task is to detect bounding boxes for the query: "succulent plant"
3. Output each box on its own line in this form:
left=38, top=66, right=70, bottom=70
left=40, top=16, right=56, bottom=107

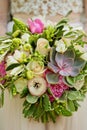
left=48, top=48, right=86, bottom=77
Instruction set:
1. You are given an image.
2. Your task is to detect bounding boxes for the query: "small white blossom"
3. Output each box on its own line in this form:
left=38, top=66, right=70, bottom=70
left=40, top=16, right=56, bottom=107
left=13, top=50, right=23, bottom=61
left=6, top=56, right=18, bottom=67
left=55, top=40, right=67, bottom=53
left=21, top=33, right=30, bottom=43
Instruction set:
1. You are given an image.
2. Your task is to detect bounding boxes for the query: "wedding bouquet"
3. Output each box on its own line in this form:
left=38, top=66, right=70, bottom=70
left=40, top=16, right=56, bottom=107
left=0, top=17, right=87, bottom=123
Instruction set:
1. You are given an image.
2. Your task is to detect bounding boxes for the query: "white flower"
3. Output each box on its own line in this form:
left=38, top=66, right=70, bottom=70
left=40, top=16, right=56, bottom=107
left=55, top=39, right=67, bottom=53
left=36, top=38, right=50, bottom=56
left=13, top=50, right=24, bottom=62
left=28, top=76, right=47, bottom=96
left=21, top=33, right=30, bottom=43
left=27, top=61, right=44, bottom=75
left=6, top=56, right=18, bottom=67
left=13, top=50, right=27, bottom=63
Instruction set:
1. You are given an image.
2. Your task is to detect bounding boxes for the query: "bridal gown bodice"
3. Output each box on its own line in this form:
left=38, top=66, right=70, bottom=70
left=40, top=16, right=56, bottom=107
left=10, top=0, right=83, bottom=16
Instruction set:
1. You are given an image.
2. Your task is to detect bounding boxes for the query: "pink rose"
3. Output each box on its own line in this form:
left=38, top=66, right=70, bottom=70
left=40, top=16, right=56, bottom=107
left=27, top=18, right=44, bottom=34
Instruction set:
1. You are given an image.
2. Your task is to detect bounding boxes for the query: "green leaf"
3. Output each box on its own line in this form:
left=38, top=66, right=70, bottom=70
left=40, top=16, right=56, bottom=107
left=6, top=63, right=20, bottom=71
left=56, top=18, right=68, bottom=28
left=48, top=111, right=56, bottom=123
left=67, top=91, right=85, bottom=101
left=43, top=94, right=51, bottom=111
left=62, top=108, right=72, bottom=116
left=13, top=18, right=28, bottom=32
left=0, top=90, right=4, bottom=107
left=26, top=94, right=39, bottom=104
left=20, top=87, right=29, bottom=98
left=9, top=84, right=17, bottom=97
left=23, top=104, right=35, bottom=118
left=33, top=104, right=44, bottom=119
left=41, top=112, right=49, bottom=123
left=46, top=73, right=59, bottom=84
left=67, top=100, right=75, bottom=112
left=65, top=76, right=74, bottom=85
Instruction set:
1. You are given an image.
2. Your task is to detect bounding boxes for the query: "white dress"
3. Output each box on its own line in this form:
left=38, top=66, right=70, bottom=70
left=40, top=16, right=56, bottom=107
left=1, top=1, right=87, bottom=130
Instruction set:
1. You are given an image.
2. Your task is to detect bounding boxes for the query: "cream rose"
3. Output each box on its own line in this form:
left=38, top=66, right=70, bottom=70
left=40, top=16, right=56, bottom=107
left=26, top=61, right=44, bottom=75
left=36, top=38, right=50, bottom=56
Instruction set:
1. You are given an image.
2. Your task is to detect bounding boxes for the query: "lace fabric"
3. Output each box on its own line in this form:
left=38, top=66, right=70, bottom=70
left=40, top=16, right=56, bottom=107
left=11, top=0, right=83, bottom=17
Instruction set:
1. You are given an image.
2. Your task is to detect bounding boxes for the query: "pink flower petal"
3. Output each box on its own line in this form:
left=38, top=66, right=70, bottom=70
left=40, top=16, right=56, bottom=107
left=48, top=62, right=59, bottom=73
left=27, top=18, right=44, bottom=34
left=0, top=61, right=6, bottom=84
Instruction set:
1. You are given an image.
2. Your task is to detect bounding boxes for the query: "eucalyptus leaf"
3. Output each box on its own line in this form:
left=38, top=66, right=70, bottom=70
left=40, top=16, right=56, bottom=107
left=26, top=94, right=39, bottom=104
left=46, top=73, right=59, bottom=84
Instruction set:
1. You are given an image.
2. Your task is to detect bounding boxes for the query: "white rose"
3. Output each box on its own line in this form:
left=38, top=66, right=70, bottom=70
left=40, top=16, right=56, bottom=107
left=36, top=38, right=50, bottom=56
left=27, top=61, right=44, bottom=75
